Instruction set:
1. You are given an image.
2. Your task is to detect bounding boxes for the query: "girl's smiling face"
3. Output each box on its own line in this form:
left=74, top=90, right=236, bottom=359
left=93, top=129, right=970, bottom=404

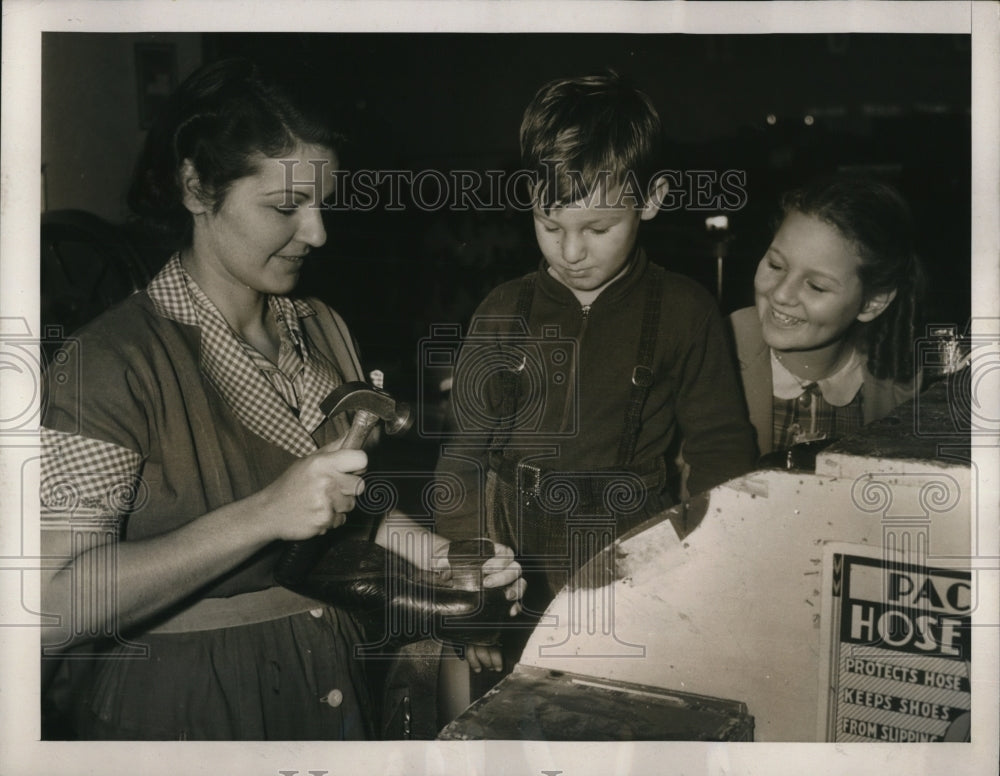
left=754, top=210, right=886, bottom=353
left=185, top=142, right=337, bottom=299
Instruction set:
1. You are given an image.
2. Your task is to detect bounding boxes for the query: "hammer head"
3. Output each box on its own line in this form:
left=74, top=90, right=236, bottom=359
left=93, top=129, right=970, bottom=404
left=320, top=380, right=412, bottom=435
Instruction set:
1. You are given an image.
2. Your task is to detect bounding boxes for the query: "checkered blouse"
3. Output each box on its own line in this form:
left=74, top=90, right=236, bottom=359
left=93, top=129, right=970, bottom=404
left=41, top=254, right=342, bottom=522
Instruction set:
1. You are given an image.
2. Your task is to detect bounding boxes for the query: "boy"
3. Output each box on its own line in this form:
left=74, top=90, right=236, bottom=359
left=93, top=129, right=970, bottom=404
left=434, top=73, right=757, bottom=673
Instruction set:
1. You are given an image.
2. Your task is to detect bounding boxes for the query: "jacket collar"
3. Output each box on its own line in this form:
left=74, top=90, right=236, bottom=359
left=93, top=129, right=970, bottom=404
left=534, top=243, right=647, bottom=307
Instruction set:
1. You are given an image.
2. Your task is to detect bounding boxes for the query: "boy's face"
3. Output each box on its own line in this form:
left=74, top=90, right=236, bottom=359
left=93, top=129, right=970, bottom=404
left=532, top=185, right=659, bottom=302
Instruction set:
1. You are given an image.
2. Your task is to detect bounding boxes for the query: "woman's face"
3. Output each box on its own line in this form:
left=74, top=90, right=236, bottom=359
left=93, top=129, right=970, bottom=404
left=187, top=142, right=337, bottom=297
left=754, top=210, right=876, bottom=353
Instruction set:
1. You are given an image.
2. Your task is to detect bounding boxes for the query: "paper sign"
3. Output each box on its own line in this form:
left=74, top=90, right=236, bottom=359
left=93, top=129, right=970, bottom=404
left=818, top=545, right=972, bottom=742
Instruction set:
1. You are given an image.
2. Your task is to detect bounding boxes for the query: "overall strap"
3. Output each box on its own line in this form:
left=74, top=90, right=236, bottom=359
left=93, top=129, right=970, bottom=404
left=616, top=264, right=664, bottom=467
left=514, top=273, right=537, bottom=321
left=488, top=274, right=537, bottom=456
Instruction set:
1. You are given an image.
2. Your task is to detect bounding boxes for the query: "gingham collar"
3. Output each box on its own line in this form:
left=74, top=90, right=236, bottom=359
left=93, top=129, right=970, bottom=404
left=147, top=254, right=338, bottom=456
left=148, top=254, right=317, bottom=325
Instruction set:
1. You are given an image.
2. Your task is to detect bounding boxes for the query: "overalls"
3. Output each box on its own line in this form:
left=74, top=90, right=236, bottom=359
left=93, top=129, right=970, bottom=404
left=483, top=264, right=673, bottom=624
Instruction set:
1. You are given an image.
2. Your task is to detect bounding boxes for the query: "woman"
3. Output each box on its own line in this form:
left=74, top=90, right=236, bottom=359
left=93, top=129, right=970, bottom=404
left=730, top=174, right=923, bottom=458
left=40, top=58, right=522, bottom=740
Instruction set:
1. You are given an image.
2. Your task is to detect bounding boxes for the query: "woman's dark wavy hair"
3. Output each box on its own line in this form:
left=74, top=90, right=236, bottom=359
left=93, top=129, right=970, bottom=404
left=519, top=71, right=662, bottom=212
left=778, top=173, right=925, bottom=383
left=127, top=57, right=343, bottom=250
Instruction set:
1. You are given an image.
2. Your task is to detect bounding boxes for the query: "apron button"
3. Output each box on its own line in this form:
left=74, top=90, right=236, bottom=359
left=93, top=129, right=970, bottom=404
left=322, top=689, right=343, bottom=708
left=309, top=608, right=324, bottom=618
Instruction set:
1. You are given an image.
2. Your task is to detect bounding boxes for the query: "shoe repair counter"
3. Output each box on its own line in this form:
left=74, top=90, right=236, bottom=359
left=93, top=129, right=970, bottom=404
left=439, top=381, right=973, bottom=741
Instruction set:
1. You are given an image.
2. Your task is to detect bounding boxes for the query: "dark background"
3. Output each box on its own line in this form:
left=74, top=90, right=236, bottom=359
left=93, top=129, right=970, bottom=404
left=43, top=32, right=972, bottom=400
left=208, top=33, right=972, bottom=393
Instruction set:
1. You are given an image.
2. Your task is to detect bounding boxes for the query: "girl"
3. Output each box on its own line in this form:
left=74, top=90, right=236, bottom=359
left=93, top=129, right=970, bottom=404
left=730, top=174, right=924, bottom=457
left=40, top=58, right=522, bottom=740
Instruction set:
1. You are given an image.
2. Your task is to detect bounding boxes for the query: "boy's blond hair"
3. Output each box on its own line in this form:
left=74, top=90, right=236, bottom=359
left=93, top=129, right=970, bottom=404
left=519, top=72, right=662, bottom=212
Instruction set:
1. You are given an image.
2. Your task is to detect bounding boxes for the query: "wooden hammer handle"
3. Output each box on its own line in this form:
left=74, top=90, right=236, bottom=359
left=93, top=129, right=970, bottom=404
left=341, top=408, right=380, bottom=450
left=275, top=400, right=388, bottom=587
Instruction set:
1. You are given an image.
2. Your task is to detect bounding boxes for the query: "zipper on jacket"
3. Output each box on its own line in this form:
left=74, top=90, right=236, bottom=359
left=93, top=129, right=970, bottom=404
left=559, top=304, right=590, bottom=432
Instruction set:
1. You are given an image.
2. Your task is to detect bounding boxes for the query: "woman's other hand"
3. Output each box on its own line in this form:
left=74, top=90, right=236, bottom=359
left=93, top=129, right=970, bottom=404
left=462, top=643, right=505, bottom=674
left=482, top=542, right=526, bottom=617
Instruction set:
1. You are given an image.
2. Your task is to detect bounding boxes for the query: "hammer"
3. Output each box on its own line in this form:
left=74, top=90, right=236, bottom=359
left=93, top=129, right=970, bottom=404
left=274, top=380, right=411, bottom=588
left=320, top=380, right=412, bottom=450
